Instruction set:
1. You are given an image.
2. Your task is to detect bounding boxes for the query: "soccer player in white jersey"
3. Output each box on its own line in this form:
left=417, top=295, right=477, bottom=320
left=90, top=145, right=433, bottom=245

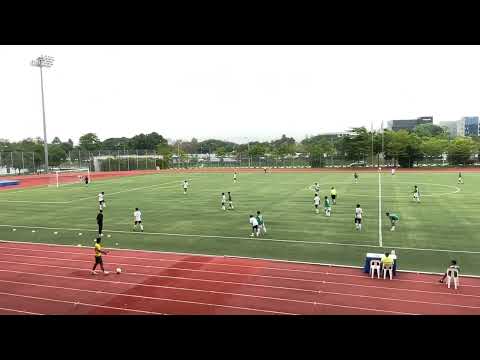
left=221, top=193, right=226, bottom=211
left=98, top=192, right=106, bottom=210
left=228, top=192, right=234, bottom=210
left=413, top=185, right=420, bottom=203
left=314, top=193, right=320, bottom=214
left=183, top=180, right=189, bottom=194
left=249, top=215, right=259, bottom=237
left=133, top=208, right=144, bottom=232
left=355, top=204, right=363, bottom=231
left=391, top=168, right=396, bottom=176
left=314, top=182, right=320, bottom=193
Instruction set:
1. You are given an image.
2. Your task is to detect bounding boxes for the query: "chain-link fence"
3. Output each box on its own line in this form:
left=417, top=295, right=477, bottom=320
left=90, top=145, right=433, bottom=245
left=1, top=149, right=479, bottom=175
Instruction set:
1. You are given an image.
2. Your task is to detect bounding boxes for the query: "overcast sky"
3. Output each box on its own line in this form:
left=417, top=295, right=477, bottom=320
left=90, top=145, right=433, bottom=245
left=2, top=45, right=480, bottom=144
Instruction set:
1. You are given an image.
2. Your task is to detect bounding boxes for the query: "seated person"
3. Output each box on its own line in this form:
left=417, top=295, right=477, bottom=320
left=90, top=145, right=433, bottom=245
left=380, top=252, right=394, bottom=269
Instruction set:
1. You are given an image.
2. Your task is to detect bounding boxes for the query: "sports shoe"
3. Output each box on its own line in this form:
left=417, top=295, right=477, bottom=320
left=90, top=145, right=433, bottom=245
left=91, top=271, right=97, bottom=275
left=103, top=271, right=109, bottom=275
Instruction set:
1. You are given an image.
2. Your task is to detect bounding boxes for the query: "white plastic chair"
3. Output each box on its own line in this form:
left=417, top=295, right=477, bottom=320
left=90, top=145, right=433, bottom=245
left=446, top=268, right=459, bottom=289
left=383, top=263, right=393, bottom=280
left=370, top=260, right=381, bottom=279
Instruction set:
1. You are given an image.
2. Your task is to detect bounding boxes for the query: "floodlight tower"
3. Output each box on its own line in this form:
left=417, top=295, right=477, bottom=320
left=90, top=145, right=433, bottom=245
left=31, top=55, right=54, bottom=173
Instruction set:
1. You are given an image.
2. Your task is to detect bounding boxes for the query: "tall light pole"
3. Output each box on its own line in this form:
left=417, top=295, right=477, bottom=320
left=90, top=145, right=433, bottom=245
left=31, top=55, right=54, bottom=173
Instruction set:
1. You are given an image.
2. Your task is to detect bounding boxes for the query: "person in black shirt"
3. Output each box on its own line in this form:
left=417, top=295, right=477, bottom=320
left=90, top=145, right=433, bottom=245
left=97, top=210, right=104, bottom=236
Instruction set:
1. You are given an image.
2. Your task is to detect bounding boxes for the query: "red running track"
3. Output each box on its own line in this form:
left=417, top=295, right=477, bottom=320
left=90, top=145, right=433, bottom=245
left=0, top=241, right=479, bottom=315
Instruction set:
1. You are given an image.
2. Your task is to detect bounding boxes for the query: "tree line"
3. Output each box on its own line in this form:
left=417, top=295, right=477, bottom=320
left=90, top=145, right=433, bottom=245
left=1, top=124, right=479, bottom=169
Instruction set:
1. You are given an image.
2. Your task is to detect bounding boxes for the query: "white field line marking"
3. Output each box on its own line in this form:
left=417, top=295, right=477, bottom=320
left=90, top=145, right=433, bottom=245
left=0, top=180, right=185, bottom=204
left=4, top=246, right=480, bottom=288
left=0, top=225, right=383, bottom=250
left=3, top=224, right=480, bottom=255
left=3, top=238, right=480, bottom=280
left=378, top=172, right=383, bottom=247
left=306, top=181, right=460, bottom=198
left=0, top=270, right=415, bottom=315
left=0, top=306, right=43, bottom=315
left=0, top=260, right=480, bottom=308
left=0, top=291, right=165, bottom=315
left=0, top=173, right=163, bottom=195
left=0, top=276, right=294, bottom=315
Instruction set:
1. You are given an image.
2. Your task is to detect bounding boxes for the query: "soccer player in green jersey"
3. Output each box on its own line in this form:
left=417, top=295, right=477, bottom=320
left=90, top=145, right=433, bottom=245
left=386, top=212, right=399, bottom=231
left=458, top=172, right=464, bottom=184
left=354, top=172, right=358, bottom=183
left=324, top=196, right=331, bottom=217
left=413, top=185, right=420, bottom=203
left=256, top=210, right=266, bottom=235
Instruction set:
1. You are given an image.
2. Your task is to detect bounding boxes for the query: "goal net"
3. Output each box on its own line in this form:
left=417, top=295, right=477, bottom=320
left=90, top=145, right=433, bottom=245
left=48, top=168, right=91, bottom=188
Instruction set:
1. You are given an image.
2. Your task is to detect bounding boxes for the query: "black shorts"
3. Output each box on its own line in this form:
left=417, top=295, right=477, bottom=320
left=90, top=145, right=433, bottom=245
left=315, top=204, right=319, bottom=208
left=252, top=225, right=258, bottom=231
left=355, top=218, right=362, bottom=224
left=99, top=200, right=104, bottom=205
left=95, top=256, right=103, bottom=264
left=331, top=195, right=336, bottom=200
left=135, top=220, right=142, bottom=225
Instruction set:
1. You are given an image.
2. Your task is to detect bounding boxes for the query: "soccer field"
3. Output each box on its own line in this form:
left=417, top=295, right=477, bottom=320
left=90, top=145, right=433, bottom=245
left=1, top=170, right=479, bottom=275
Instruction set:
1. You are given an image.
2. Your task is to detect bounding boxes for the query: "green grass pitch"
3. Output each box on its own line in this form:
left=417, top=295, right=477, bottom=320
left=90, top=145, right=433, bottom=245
left=1, top=171, right=479, bottom=275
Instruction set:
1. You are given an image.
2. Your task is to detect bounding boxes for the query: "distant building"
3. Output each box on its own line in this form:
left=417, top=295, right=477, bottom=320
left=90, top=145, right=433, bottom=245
left=386, top=116, right=433, bottom=131
left=439, top=121, right=457, bottom=137
left=457, top=116, right=479, bottom=137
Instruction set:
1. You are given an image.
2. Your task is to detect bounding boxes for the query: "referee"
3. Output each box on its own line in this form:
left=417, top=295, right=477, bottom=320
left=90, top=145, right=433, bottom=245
left=96, top=209, right=104, bottom=237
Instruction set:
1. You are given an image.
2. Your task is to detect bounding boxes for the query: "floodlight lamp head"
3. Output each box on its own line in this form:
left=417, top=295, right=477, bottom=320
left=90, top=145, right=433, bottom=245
left=31, top=55, right=55, bottom=68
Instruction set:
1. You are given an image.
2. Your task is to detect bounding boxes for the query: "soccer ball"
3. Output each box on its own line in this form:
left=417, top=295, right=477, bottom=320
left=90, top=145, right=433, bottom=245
left=54, top=231, right=58, bottom=235
left=107, top=234, right=111, bottom=238
left=78, top=233, right=83, bottom=236
left=116, top=268, right=122, bottom=274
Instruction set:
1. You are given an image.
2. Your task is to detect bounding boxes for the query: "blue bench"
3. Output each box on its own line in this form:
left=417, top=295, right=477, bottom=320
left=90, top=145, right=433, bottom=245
left=0, top=180, right=20, bottom=187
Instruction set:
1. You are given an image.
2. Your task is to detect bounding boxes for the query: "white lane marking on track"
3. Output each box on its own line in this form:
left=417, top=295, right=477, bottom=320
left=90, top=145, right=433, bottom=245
left=5, top=244, right=480, bottom=287
left=0, top=277, right=295, bottom=315
left=0, top=291, right=165, bottom=314
left=0, top=270, right=416, bottom=315
left=0, top=306, right=43, bottom=315
left=2, top=250, right=480, bottom=298
left=2, top=238, right=480, bottom=279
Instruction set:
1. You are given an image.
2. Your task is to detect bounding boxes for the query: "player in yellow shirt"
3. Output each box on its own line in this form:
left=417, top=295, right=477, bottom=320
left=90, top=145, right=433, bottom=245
left=330, top=187, right=337, bottom=205
left=91, top=238, right=109, bottom=275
